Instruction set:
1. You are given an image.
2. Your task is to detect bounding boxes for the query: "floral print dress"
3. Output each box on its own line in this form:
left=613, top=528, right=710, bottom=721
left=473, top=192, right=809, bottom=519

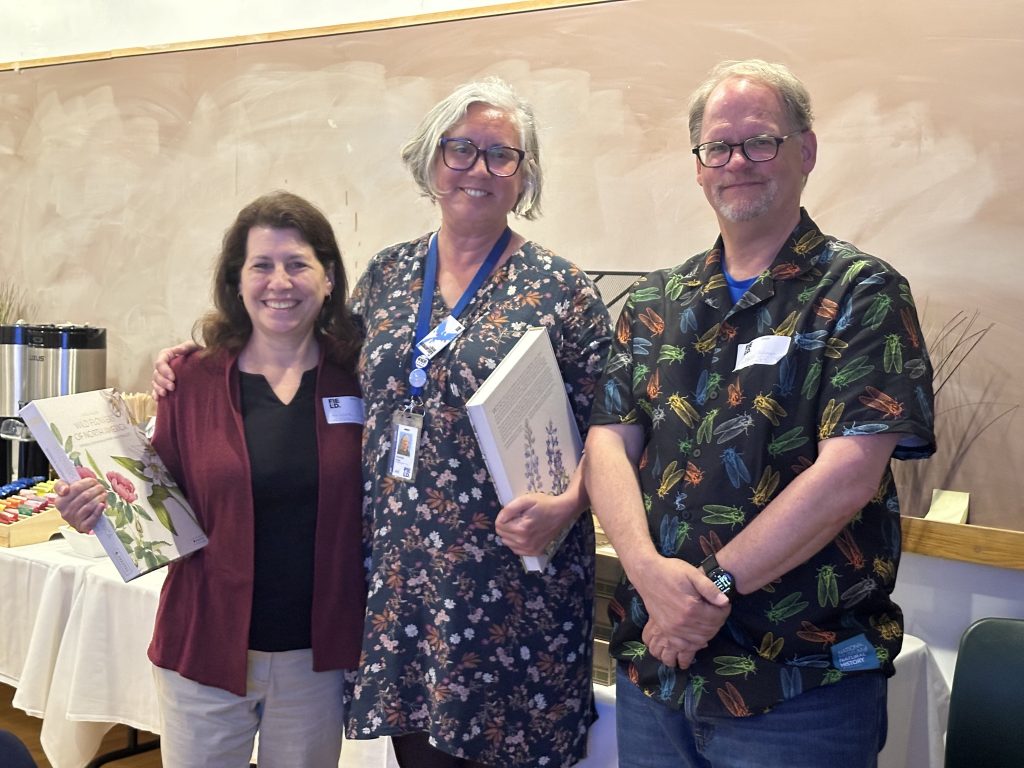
left=345, top=233, right=612, bottom=767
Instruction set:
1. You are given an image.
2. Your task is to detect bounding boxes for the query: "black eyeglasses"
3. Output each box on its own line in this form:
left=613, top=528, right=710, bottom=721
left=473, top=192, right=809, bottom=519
left=692, top=129, right=808, bottom=168
left=439, top=137, right=526, bottom=177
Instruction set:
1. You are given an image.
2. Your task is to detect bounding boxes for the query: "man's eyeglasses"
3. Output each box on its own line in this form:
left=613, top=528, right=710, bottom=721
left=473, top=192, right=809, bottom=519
left=439, top=137, right=526, bottom=177
left=692, top=129, right=808, bottom=168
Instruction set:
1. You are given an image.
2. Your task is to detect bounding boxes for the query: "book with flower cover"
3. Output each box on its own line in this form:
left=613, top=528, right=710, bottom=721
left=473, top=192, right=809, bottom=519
left=19, top=388, right=207, bottom=581
left=465, top=327, right=582, bottom=572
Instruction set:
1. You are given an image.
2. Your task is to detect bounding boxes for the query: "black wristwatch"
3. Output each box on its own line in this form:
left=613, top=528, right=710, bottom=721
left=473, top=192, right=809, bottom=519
left=699, top=554, right=736, bottom=601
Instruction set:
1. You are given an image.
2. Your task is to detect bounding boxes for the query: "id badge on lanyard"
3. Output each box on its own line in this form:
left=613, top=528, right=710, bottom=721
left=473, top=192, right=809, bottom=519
left=388, top=409, right=424, bottom=482
left=386, top=227, right=511, bottom=481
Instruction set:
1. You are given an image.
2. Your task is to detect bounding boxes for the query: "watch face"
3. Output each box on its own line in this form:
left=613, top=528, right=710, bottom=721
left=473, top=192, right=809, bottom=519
left=709, top=568, right=735, bottom=596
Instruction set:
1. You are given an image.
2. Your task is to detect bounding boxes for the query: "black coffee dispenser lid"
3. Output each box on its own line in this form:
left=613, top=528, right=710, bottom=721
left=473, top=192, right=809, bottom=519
left=59, top=325, right=106, bottom=349
left=23, top=325, right=60, bottom=348
left=22, top=324, right=106, bottom=349
left=0, top=324, right=29, bottom=344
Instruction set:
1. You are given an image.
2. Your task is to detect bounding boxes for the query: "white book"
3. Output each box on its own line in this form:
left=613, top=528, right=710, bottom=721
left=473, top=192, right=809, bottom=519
left=20, top=388, right=208, bottom=581
left=466, top=327, right=582, bottom=572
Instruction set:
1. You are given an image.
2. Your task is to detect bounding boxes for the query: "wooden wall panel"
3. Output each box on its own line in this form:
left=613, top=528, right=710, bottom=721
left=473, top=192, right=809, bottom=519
left=2, top=0, right=1021, bottom=531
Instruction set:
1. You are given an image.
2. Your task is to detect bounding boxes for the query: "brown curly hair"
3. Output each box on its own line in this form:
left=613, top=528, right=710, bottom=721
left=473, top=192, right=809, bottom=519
left=196, top=191, right=360, bottom=371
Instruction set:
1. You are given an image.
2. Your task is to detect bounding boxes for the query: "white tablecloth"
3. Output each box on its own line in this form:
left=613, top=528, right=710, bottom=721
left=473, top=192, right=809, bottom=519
left=880, top=633, right=950, bottom=768
left=1, top=541, right=948, bottom=768
left=1, top=540, right=395, bottom=767
left=0, top=540, right=92, bottom=690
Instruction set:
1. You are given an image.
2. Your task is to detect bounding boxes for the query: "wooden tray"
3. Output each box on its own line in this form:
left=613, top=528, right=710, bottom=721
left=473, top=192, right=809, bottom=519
left=0, top=507, right=63, bottom=547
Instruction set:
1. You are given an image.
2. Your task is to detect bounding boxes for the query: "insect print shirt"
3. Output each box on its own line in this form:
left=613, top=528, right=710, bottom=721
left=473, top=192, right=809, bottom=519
left=590, top=209, right=936, bottom=717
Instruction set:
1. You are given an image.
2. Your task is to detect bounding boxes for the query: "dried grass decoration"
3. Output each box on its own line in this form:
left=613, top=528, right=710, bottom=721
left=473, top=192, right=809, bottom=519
left=0, top=278, right=37, bottom=325
left=120, top=392, right=157, bottom=427
left=893, top=310, right=1019, bottom=516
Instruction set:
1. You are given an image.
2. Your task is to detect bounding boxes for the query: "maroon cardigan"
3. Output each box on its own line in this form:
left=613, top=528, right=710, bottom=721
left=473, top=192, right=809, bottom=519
left=147, top=348, right=365, bottom=695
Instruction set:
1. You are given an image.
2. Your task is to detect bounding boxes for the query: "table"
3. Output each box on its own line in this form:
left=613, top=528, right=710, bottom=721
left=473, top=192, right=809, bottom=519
left=880, top=633, right=950, bottom=768
left=1, top=541, right=949, bottom=767
left=0, top=540, right=396, bottom=768
left=17, top=553, right=164, bottom=767
left=0, top=541, right=92, bottom=690
left=0, top=540, right=165, bottom=767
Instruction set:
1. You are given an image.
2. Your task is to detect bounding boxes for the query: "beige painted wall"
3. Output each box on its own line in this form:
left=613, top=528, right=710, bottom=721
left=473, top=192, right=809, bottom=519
left=0, top=0, right=528, bottom=63
left=2, top=0, right=1021, bottom=527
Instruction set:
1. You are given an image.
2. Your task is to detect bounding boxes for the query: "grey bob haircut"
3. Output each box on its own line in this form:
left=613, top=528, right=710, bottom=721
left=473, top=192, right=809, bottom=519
left=400, top=77, right=543, bottom=220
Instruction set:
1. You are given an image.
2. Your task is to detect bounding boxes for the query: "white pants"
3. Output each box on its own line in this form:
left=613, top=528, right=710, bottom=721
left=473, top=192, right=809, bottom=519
left=153, top=649, right=345, bottom=768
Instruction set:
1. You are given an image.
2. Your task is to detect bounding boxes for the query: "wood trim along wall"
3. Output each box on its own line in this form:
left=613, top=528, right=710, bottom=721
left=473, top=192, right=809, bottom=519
left=0, top=0, right=621, bottom=72
left=599, top=517, right=1024, bottom=572
left=900, top=516, right=1024, bottom=571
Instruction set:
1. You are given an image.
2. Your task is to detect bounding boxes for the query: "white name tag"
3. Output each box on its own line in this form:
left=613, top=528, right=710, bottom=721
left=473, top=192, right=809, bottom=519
left=734, top=335, right=791, bottom=371
left=322, top=396, right=364, bottom=424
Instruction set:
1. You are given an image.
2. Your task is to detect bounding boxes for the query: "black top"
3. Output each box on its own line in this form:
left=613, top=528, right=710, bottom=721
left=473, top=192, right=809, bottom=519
left=240, top=366, right=319, bottom=651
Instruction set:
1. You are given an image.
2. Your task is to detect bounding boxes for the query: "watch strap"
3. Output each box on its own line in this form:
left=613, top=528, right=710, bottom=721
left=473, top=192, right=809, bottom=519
left=700, top=553, right=721, bottom=575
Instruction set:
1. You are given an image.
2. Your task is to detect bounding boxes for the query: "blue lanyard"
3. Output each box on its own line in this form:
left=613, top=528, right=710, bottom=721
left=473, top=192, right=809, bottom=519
left=410, top=226, right=512, bottom=397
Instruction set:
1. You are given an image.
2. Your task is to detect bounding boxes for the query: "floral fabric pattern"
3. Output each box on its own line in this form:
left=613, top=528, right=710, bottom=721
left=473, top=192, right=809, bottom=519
left=589, top=210, right=936, bottom=718
left=346, top=233, right=611, bottom=766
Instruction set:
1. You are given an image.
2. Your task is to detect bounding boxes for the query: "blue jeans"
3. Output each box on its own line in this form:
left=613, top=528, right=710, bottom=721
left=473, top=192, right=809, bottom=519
left=615, top=664, right=887, bottom=768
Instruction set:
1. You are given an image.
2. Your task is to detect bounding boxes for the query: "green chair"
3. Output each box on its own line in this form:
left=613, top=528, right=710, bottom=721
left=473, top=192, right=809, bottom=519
left=945, top=617, right=1024, bottom=768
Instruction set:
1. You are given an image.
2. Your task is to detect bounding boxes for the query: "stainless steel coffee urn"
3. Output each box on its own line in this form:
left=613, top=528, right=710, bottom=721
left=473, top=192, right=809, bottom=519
left=0, top=324, right=107, bottom=483
left=26, top=324, right=107, bottom=402
left=0, top=324, right=27, bottom=417
left=0, top=324, right=28, bottom=484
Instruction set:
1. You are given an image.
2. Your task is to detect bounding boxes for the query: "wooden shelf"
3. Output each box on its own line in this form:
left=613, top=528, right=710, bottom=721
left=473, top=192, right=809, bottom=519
left=900, top=516, right=1024, bottom=571
left=597, top=516, right=1024, bottom=571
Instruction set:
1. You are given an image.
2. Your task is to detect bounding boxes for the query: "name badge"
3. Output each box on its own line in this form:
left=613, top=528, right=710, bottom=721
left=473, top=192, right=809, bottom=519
left=388, top=410, right=424, bottom=482
left=416, top=315, right=465, bottom=359
left=322, top=396, right=364, bottom=424
left=734, top=335, right=791, bottom=371
left=830, top=633, right=881, bottom=672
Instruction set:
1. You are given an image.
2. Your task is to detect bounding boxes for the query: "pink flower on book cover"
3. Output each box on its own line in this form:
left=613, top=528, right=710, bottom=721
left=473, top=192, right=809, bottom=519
left=106, top=471, right=138, bottom=503
left=76, top=465, right=98, bottom=480
left=45, top=390, right=200, bottom=571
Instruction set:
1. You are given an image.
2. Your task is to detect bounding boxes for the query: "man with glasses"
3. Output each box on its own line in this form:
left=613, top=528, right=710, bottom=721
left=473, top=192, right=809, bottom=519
left=585, top=60, right=936, bottom=767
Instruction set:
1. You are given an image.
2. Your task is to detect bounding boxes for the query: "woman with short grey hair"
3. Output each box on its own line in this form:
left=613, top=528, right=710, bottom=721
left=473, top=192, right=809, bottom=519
left=345, top=77, right=610, bottom=767
left=401, top=77, right=544, bottom=220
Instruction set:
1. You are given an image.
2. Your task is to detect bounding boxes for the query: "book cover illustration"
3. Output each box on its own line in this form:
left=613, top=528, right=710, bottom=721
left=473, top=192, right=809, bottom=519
left=522, top=418, right=574, bottom=498
left=20, top=388, right=207, bottom=581
left=466, top=327, right=582, bottom=571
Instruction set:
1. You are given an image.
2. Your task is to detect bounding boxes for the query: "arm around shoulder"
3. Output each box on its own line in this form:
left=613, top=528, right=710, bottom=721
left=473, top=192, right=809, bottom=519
left=152, top=340, right=201, bottom=398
